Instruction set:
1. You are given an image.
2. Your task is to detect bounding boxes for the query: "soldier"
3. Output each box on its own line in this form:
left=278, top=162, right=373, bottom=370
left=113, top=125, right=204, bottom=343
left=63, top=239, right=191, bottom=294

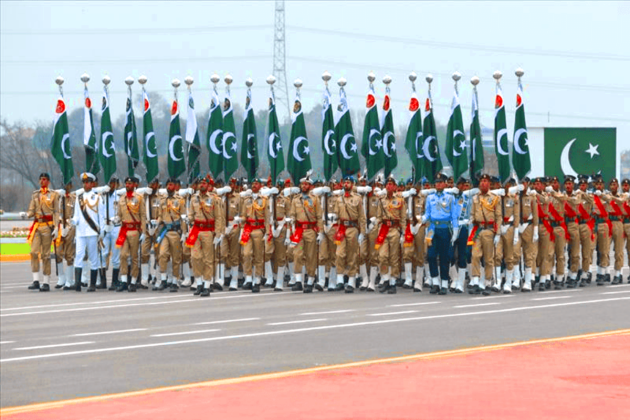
left=544, top=176, right=569, bottom=289
left=563, top=175, right=582, bottom=288
left=115, top=177, right=145, bottom=292
left=178, top=179, right=197, bottom=288
left=422, top=173, right=458, bottom=295
left=402, top=180, right=432, bottom=292
left=494, top=178, right=521, bottom=293
left=450, top=177, right=477, bottom=293
left=187, top=176, right=225, bottom=297
left=222, top=177, right=243, bottom=291
left=575, top=175, right=595, bottom=286
left=316, top=180, right=340, bottom=291
left=533, top=176, right=554, bottom=291
left=240, top=178, right=269, bottom=292
left=332, top=175, right=366, bottom=293
left=622, top=179, right=630, bottom=283
left=154, top=178, right=187, bottom=292
left=54, top=181, right=76, bottom=290
left=22, top=173, right=60, bottom=291
left=469, top=174, right=502, bottom=296
left=71, top=173, right=105, bottom=292
left=606, top=178, right=626, bottom=284
left=376, top=176, right=408, bottom=294
left=99, top=176, right=121, bottom=290
left=517, top=178, right=539, bottom=292
left=140, top=178, right=161, bottom=287
left=592, top=175, right=612, bottom=285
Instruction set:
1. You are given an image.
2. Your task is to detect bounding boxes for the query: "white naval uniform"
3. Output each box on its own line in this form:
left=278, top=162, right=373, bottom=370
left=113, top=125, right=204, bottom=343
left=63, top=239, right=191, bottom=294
left=101, top=191, right=121, bottom=269
left=72, top=190, right=106, bottom=269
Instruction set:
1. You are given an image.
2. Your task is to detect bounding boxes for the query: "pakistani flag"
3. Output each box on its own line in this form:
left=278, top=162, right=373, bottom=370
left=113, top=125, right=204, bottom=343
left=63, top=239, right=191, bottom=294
left=142, top=89, right=159, bottom=182
left=167, top=97, right=185, bottom=179
left=321, top=85, right=337, bottom=181
left=83, top=87, right=99, bottom=175
left=422, top=92, right=443, bottom=182
left=361, top=87, right=384, bottom=180
left=381, top=89, right=397, bottom=178
left=241, top=88, right=258, bottom=181
left=445, top=85, right=468, bottom=181
left=185, top=88, right=201, bottom=183
left=404, top=91, right=423, bottom=182
left=206, top=86, right=224, bottom=178
left=493, top=83, right=511, bottom=182
left=100, top=86, right=116, bottom=183
left=222, top=91, right=238, bottom=181
left=51, top=95, right=74, bottom=185
left=335, top=86, right=360, bottom=177
left=123, top=95, right=140, bottom=177
left=469, top=86, right=484, bottom=183
left=267, top=91, right=284, bottom=184
left=512, top=80, right=531, bottom=180
left=287, top=95, right=312, bottom=183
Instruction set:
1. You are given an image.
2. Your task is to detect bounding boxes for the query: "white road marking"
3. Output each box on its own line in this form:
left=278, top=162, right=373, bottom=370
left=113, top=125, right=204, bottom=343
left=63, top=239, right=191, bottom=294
left=268, top=319, right=327, bottom=326
left=299, top=310, right=355, bottom=316
left=368, top=310, right=419, bottom=316
left=1, top=297, right=628, bottom=363
left=600, top=290, right=630, bottom=295
left=453, top=302, right=501, bottom=308
left=388, top=302, right=441, bottom=308
left=195, top=318, right=260, bottom=325
left=1, top=285, right=28, bottom=289
left=0, top=341, right=16, bottom=344
left=151, top=329, right=221, bottom=338
left=545, top=289, right=583, bottom=293
left=532, top=296, right=573, bottom=301
left=471, top=295, right=516, bottom=300
left=71, top=328, right=147, bottom=337
left=1, top=294, right=200, bottom=311
left=13, top=341, right=94, bottom=351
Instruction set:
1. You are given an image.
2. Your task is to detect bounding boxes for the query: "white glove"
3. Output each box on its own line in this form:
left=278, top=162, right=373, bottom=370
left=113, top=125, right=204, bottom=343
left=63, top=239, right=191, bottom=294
left=272, top=226, right=282, bottom=238
left=332, top=189, right=344, bottom=196
left=312, top=187, right=331, bottom=196
left=513, top=228, right=520, bottom=245
left=366, top=217, right=377, bottom=234
left=135, top=187, right=152, bottom=195
left=116, top=188, right=126, bottom=196
left=508, top=185, right=525, bottom=194
left=52, top=227, right=58, bottom=240
left=213, top=235, right=223, bottom=246
left=501, top=225, right=509, bottom=235
left=61, top=225, right=70, bottom=237
left=147, top=226, right=157, bottom=237
left=356, top=186, right=372, bottom=194
left=225, top=224, right=234, bottom=236
left=73, top=188, right=85, bottom=196
left=283, top=217, right=292, bottom=224
left=411, top=224, right=420, bottom=236
left=376, top=189, right=387, bottom=197
left=358, top=233, right=364, bottom=244
left=451, top=227, right=459, bottom=245
left=402, top=188, right=417, bottom=198
left=421, top=215, right=428, bottom=224
left=216, top=186, right=232, bottom=196
left=180, top=214, right=188, bottom=222
left=421, top=188, right=436, bottom=196
left=493, top=234, right=500, bottom=246
left=139, top=233, right=145, bottom=242
left=594, top=190, right=602, bottom=196
left=460, top=218, right=469, bottom=226
left=103, top=224, right=113, bottom=233
left=283, top=187, right=300, bottom=197
left=240, top=189, right=252, bottom=198
left=19, top=211, right=27, bottom=219
left=463, top=188, right=479, bottom=197
left=532, top=226, right=539, bottom=243
left=445, top=187, right=459, bottom=195
left=399, top=234, right=405, bottom=244
left=71, top=217, right=79, bottom=226
left=177, top=188, right=191, bottom=197
left=317, top=232, right=325, bottom=244
left=93, top=185, right=110, bottom=194
left=150, top=219, right=158, bottom=228
left=545, top=186, right=554, bottom=193
left=158, top=188, right=167, bottom=195
left=527, top=189, right=537, bottom=196
left=232, top=216, right=243, bottom=224
left=490, top=188, right=506, bottom=197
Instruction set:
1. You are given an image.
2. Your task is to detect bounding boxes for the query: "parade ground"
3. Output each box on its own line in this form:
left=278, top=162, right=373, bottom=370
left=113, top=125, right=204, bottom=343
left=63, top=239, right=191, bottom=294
left=1, top=260, right=629, bottom=419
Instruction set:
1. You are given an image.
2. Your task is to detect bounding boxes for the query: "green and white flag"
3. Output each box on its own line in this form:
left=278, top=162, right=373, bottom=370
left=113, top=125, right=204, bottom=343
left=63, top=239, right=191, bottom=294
left=321, top=84, right=337, bottom=181
left=469, top=84, right=484, bottom=182
left=124, top=87, right=139, bottom=178
left=222, top=89, right=238, bottom=181
left=206, top=85, right=224, bottom=178
left=404, top=90, right=423, bottom=182
left=512, top=79, right=531, bottom=180
left=381, top=87, right=397, bottom=178
left=422, top=90, right=443, bottom=182
left=445, top=83, right=468, bottom=181
left=83, top=86, right=99, bottom=176
left=51, top=94, right=74, bottom=185
left=266, top=89, right=284, bottom=185
left=287, top=92, right=312, bottom=183
left=493, top=82, right=511, bottom=182
left=167, top=95, right=185, bottom=179
left=185, top=87, right=201, bottom=184
left=335, top=85, right=360, bottom=177
left=100, top=85, right=116, bottom=183
left=241, top=87, right=258, bottom=181
left=361, top=86, right=384, bottom=180
left=142, top=89, right=159, bottom=182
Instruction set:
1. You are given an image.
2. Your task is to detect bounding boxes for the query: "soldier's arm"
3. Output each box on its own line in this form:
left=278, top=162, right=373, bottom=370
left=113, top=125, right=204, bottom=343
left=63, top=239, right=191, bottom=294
left=216, top=197, right=226, bottom=235
left=26, top=193, right=37, bottom=218
left=71, top=195, right=81, bottom=226
left=139, top=196, right=147, bottom=234
left=264, top=200, right=271, bottom=237
left=358, top=197, right=367, bottom=234
left=532, top=198, right=539, bottom=226
left=376, top=198, right=384, bottom=224
left=188, top=195, right=196, bottom=222
left=400, top=199, right=407, bottom=233
left=422, top=197, right=431, bottom=223
left=513, top=196, right=521, bottom=228
left=52, top=192, right=61, bottom=227
left=155, top=198, right=164, bottom=226
left=494, top=197, right=503, bottom=233
left=98, top=196, right=106, bottom=229
left=450, top=197, right=459, bottom=229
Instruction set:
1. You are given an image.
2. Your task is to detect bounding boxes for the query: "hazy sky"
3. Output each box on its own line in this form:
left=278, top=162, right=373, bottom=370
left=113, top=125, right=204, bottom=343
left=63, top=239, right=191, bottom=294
left=2, top=1, right=629, bottom=151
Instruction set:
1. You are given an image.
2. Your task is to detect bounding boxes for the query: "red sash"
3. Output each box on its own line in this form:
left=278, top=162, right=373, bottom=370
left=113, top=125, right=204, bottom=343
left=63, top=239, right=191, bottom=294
left=577, top=203, right=595, bottom=240
left=623, top=201, right=630, bottom=218
left=333, top=224, right=347, bottom=245
left=403, top=224, right=414, bottom=247
left=564, top=202, right=578, bottom=221
left=290, top=221, right=316, bottom=244
left=240, top=219, right=265, bottom=245
left=538, top=203, right=555, bottom=242
left=593, top=195, right=612, bottom=237
left=610, top=200, right=624, bottom=217
left=186, top=220, right=215, bottom=248
left=375, top=224, right=390, bottom=250
left=548, top=202, right=570, bottom=240
left=115, top=222, right=141, bottom=248
left=466, top=225, right=478, bottom=246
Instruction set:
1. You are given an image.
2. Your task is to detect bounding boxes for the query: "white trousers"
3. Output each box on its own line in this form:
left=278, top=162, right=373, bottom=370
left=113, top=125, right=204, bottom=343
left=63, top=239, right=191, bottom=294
left=74, top=236, right=100, bottom=269
left=101, top=226, right=121, bottom=269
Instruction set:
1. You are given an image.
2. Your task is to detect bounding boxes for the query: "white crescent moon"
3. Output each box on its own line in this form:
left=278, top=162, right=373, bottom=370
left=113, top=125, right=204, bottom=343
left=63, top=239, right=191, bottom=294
left=496, top=128, right=509, bottom=156
left=169, top=135, right=183, bottom=161
left=560, top=138, right=578, bottom=177
left=422, top=136, right=436, bottom=162
left=368, top=128, right=380, bottom=156
left=209, top=129, right=223, bottom=155
left=61, top=133, right=71, bottom=159
left=513, top=128, right=528, bottom=155
left=222, top=132, right=235, bottom=159
left=126, top=132, right=133, bottom=155
left=268, top=133, right=280, bottom=158
left=382, top=132, right=394, bottom=158
left=102, top=131, right=114, bottom=158
left=292, top=136, right=308, bottom=162
left=415, top=132, right=424, bottom=159
left=247, top=134, right=256, bottom=159
left=145, top=132, right=157, bottom=158
left=323, top=129, right=335, bottom=156
left=340, top=134, right=354, bottom=160
left=452, top=130, right=465, bottom=157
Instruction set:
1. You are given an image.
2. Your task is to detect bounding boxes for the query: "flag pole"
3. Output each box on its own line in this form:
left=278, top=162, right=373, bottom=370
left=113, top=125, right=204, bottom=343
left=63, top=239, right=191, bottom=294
left=184, top=75, right=195, bottom=183
left=125, top=76, right=135, bottom=178
left=266, top=74, right=277, bottom=181
left=244, top=77, right=253, bottom=179
left=470, top=75, right=480, bottom=184
left=138, top=75, right=148, bottom=184
left=514, top=67, right=525, bottom=183
left=493, top=70, right=503, bottom=182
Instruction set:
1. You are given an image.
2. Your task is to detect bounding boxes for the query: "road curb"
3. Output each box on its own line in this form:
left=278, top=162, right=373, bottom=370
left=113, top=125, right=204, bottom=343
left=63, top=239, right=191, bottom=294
left=0, top=254, right=30, bottom=262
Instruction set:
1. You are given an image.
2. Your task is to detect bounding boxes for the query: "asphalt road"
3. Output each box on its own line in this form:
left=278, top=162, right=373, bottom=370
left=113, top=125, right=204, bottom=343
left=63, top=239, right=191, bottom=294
left=1, top=261, right=629, bottom=408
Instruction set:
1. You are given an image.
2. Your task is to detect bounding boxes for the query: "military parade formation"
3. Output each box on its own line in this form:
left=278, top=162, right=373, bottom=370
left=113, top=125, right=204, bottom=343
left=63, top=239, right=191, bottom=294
left=21, top=171, right=630, bottom=296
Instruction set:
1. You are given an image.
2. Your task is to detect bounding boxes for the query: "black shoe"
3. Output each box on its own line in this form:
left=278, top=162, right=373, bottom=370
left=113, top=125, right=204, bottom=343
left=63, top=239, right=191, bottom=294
left=344, top=284, right=354, bottom=293
left=193, top=285, right=204, bottom=295
left=170, top=283, right=178, bottom=292
left=97, top=268, right=107, bottom=289
left=367, top=286, right=376, bottom=292
left=468, top=285, right=478, bottom=295
left=39, top=283, right=50, bottom=292
left=28, top=281, right=40, bottom=290
left=334, top=283, right=345, bottom=292
left=116, top=282, right=128, bottom=292
left=566, top=280, right=576, bottom=289
left=314, top=283, right=324, bottom=292
left=402, top=283, right=412, bottom=290
left=554, top=281, right=563, bottom=290
left=438, top=287, right=447, bottom=295
left=539, top=282, right=546, bottom=291
left=63, top=284, right=73, bottom=291
left=128, top=283, right=137, bottom=292
left=612, top=275, right=622, bottom=285
left=87, top=270, right=98, bottom=292
left=261, top=277, right=269, bottom=288
left=596, top=275, right=605, bottom=286
left=387, top=285, right=397, bottom=294
left=578, top=279, right=586, bottom=288
left=304, top=284, right=313, bottom=293
left=482, top=288, right=492, bottom=296
left=396, top=278, right=404, bottom=287
left=291, top=282, right=303, bottom=291
left=242, top=282, right=252, bottom=290
left=545, top=280, right=551, bottom=290
left=586, top=272, right=592, bottom=284
left=200, top=288, right=210, bottom=297
left=55, top=283, right=63, bottom=289
left=252, top=283, right=260, bottom=293
left=605, top=274, right=611, bottom=283
left=414, top=287, right=422, bottom=293
left=429, top=285, right=439, bottom=294
left=274, top=287, right=283, bottom=292
left=491, top=285, right=501, bottom=293
left=212, top=283, right=223, bottom=291
left=238, top=277, right=245, bottom=288
left=379, top=282, right=389, bottom=293
left=109, top=268, right=120, bottom=291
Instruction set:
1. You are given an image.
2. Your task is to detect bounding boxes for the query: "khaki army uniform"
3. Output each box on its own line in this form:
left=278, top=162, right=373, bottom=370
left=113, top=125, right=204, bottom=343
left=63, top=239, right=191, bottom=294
left=470, top=192, right=502, bottom=284
left=157, top=193, right=186, bottom=281
left=564, top=191, right=584, bottom=279
left=318, top=193, right=339, bottom=272
left=333, top=191, right=366, bottom=288
left=575, top=191, right=595, bottom=277
left=376, top=194, right=407, bottom=280
left=607, top=194, right=626, bottom=273
left=495, top=193, right=520, bottom=272
left=188, top=191, right=225, bottom=283
left=240, top=193, right=270, bottom=282
left=56, top=191, right=76, bottom=267
left=547, top=190, right=569, bottom=282
left=290, top=192, right=324, bottom=283
left=622, top=195, right=630, bottom=271
left=265, top=194, right=290, bottom=285
left=516, top=191, right=539, bottom=270
left=535, top=192, right=554, bottom=279
left=220, top=193, right=242, bottom=286
left=141, top=192, right=162, bottom=269
left=117, top=192, right=146, bottom=282
left=27, top=188, right=60, bottom=278
left=180, top=194, right=191, bottom=267
left=592, top=191, right=611, bottom=274
left=361, top=194, right=383, bottom=285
